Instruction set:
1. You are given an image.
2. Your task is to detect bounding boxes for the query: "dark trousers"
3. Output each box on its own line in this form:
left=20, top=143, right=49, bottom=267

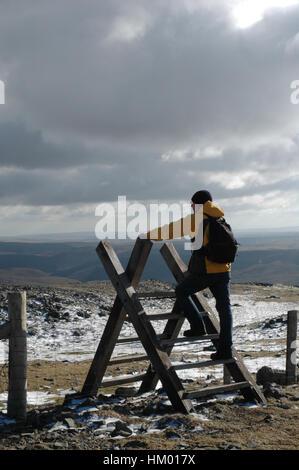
left=175, top=271, right=233, bottom=352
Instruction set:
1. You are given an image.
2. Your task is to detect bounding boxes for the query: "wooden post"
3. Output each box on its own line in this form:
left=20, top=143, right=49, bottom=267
left=286, top=310, right=298, bottom=386
left=7, top=292, right=27, bottom=420
left=223, top=365, right=231, bottom=384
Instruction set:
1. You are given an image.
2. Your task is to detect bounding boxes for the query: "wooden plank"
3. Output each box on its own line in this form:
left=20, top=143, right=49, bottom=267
left=160, top=242, right=267, bottom=405
left=0, top=321, right=11, bottom=340
left=137, top=291, right=176, bottom=299
left=146, top=313, right=183, bottom=321
left=126, top=312, right=184, bottom=321
left=116, top=334, right=167, bottom=343
left=139, top=300, right=186, bottom=394
left=183, top=381, right=250, bottom=400
left=109, top=354, right=149, bottom=365
left=223, top=365, right=232, bottom=384
left=174, top=358, right=235, bottom=371
left=160, top=334, right=219, bottom=345
left=116, top=336, right=141, bottom=344
left=101, top=373, right=147, bottom=388
left=126, top=311, right=208, bottom=321
left=96, top=240, right=193, bottom=413
left=81, top=237, right=152, bottom=396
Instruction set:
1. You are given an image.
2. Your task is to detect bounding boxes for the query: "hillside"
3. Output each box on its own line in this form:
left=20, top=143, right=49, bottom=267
left=0, top=233, right=299, bottom=286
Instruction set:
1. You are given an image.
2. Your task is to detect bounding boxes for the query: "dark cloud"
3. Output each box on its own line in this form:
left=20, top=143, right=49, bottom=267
left=1, top=1, right=296, bottom=146
left=0, top=0, right=298, bottom=230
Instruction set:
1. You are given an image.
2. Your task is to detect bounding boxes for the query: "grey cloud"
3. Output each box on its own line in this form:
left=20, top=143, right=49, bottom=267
left=1, top=1, right=298, bottom=148
left=0, top=0, right=298, bottom=213
left=0, top=121, right=154, bottom=169
left=0, top=138, right=298, bottom=206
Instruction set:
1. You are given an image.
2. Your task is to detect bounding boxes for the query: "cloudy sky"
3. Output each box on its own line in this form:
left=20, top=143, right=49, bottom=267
left=0, top=0, right=299, bottom=237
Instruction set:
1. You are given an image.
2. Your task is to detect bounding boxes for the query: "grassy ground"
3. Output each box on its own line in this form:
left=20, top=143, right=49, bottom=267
left=1, top=354, right=298, bottom=450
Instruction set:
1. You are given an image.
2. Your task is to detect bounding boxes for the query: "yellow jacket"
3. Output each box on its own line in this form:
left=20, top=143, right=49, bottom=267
left=145, top=200, right=231, bottom=274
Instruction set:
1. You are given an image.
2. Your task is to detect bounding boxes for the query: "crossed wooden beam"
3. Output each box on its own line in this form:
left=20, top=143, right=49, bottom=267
left=81, top=237, right=266, bottom=413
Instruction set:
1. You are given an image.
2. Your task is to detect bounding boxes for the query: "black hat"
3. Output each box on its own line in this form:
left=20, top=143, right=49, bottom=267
left=191, top=190, right=212, bottom=204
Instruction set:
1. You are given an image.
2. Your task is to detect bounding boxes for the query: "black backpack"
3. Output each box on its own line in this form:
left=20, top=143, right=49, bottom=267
left=203, top=214, right=239, bottom=263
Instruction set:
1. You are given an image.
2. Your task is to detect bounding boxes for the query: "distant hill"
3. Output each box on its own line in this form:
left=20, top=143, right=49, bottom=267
left=0, top=267, right=81, bottom=286
left=0, top=233, right=299, bottom=286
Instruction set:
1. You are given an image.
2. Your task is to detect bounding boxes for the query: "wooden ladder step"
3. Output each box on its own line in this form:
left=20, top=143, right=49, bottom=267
left=116, top=336, right=143, bottom=344
left=174, top=358, right=235, bottom=371
left=125, top=311, right=209, bottom=322
left=125, top=312, right=183, bottom=321
left=108, top=354, right=149, bottom=365
left=136, top=291, right=176, bottom=299
left=116, top=334, right=165, bottom=344
left=108, top=354, right=233, bottom=369
left=160, top=334, right=219, bottom=345
left=146, top=313, right=182, bottom=321
left=100, top=373, right=147, bottom=388
left=146, top=311, right=209, bottom=321
left=183, top=381, right=250, bottom=400
left=116, top=332, right=218, bottom=344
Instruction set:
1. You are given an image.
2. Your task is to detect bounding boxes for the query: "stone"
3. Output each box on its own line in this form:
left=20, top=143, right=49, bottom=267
left=264, top=414, right=274, bottom=423
left=256, top=366, right=286, bottom=386
left=263, top=383, right=284, bottom=399
left=111, top=421, right=133, bottom=437
left=219, top=443, right=242, bottom=450
left=165, top=428, right=181, bottom=439
left=247, top=441, right=259, bottom=449
left=53, top=442, right=66, bottom=449
left=277, top=404, right=291, bottom=410
left=72, top=329, right=84, bottom=337
left=27, top=326, right=38, bottom=336
left=115, top=387, right=138, bottom=397
left=63, top=417, right=77, bottom=428
left=76, top=311, right=91, bottom=319
left=124, top=440, right=147, bottom=449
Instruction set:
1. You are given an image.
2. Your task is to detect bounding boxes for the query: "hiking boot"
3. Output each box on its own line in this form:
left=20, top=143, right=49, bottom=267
left=210, top=350, right=233, bottom=360
left=183, top=328, right=207, bottom=338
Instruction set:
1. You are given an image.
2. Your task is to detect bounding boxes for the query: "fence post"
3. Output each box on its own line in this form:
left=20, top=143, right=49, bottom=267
left=7, top=291, right=27, bottom=420
left=286, top=310, right=298, bottom=386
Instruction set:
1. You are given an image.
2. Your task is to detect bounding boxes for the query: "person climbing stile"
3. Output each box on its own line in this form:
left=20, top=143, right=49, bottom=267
left=144, top=190, right=237, bottom=360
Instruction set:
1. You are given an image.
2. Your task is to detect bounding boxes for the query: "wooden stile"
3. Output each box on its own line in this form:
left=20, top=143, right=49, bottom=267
left=79, top=237, right=266, bottom=412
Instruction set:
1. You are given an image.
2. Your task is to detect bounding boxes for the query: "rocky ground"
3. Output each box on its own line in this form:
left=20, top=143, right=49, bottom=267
left=0, top=375, right=298, bottom=451
left=0, top=280, right=298, bottom=451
